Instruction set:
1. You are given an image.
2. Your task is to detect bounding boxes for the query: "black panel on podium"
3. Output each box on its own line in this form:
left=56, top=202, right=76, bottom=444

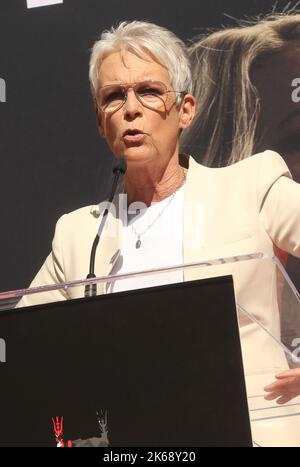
left=0, top=275, right=252, bottom=447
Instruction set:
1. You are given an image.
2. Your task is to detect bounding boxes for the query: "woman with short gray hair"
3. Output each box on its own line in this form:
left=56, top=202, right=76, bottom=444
left=18, top=19, right=300, bottom=446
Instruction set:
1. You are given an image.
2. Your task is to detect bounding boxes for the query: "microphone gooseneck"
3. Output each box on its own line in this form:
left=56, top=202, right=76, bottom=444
left=84, top=158, right=127, bottom=297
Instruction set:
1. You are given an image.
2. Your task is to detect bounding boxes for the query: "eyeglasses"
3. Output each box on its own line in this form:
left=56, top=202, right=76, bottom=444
left=97, top=80, right=186, bottom=113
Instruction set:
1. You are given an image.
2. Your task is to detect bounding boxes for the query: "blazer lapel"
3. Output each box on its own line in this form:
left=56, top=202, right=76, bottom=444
left=183, top=156, right=206, bottom=281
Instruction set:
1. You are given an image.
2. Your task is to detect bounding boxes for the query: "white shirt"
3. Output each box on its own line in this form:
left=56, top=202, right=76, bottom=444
left=108, top=185, right=185, bottom=293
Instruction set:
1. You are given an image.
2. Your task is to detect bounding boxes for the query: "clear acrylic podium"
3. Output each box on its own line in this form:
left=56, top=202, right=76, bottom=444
left=1, top=252, right=300, bottom=447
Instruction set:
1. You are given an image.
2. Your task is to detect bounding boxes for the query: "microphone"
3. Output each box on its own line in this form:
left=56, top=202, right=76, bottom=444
left=84, top=157, right=127, bottom=297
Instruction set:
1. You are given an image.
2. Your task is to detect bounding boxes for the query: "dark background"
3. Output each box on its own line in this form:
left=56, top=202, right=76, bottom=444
left=0, top=0, right=298, bottom=291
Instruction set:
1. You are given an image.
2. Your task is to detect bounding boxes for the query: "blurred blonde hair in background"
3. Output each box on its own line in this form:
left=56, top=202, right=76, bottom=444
left=181, top=3, right=300, bottom=166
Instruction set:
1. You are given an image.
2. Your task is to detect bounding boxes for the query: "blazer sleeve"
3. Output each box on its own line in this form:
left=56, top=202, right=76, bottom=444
left=16, top=215, right=68, bottom=308
left=258, top=150, right=300, bottom=257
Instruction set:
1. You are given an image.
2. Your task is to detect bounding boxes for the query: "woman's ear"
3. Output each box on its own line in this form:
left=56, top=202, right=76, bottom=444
left=179, top=94, right=196, bottom=129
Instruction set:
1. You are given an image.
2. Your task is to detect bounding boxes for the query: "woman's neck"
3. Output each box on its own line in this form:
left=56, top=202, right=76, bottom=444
left=125, top=161, right=186, bottom=207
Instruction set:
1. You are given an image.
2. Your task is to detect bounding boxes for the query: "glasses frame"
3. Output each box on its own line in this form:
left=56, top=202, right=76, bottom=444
left=97, top=80, right=186, bottom=114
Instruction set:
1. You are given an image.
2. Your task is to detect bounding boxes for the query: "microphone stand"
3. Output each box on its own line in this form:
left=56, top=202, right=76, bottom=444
left=84, top=158, right=127, bottom=297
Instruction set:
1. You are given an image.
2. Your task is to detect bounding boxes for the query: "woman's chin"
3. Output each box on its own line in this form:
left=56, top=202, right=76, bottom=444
left=123, top=147, right=152, bottom=163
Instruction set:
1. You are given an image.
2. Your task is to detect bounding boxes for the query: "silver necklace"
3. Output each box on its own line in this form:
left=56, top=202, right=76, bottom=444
left=130, top=168, right=186, bottom=249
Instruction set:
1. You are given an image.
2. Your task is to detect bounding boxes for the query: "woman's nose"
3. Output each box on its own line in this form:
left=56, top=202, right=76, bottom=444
left=123, top=88, right=142, bottom=117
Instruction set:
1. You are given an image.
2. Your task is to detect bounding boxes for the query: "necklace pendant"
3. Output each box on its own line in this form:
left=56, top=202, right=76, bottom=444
left=136, top=238, right=141, bottom=249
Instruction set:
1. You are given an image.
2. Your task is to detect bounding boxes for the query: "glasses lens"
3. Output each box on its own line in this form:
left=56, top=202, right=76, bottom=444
left=98, top=85, right=125, bottom=112
left=135, top=81, right=167, bottom=109
left=98, top=81, right=169, bottom=112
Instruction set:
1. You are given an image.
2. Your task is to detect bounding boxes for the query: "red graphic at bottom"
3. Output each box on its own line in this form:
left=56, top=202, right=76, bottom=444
left=52, top=416, right=72, bottom=447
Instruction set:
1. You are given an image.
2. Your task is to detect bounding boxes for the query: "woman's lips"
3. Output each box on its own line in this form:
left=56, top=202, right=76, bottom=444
left=122, top=133, right=145, bottom=143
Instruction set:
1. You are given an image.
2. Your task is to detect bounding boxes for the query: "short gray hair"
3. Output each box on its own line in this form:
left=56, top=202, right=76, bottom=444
left=89, top=20, right=192, bottom=105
